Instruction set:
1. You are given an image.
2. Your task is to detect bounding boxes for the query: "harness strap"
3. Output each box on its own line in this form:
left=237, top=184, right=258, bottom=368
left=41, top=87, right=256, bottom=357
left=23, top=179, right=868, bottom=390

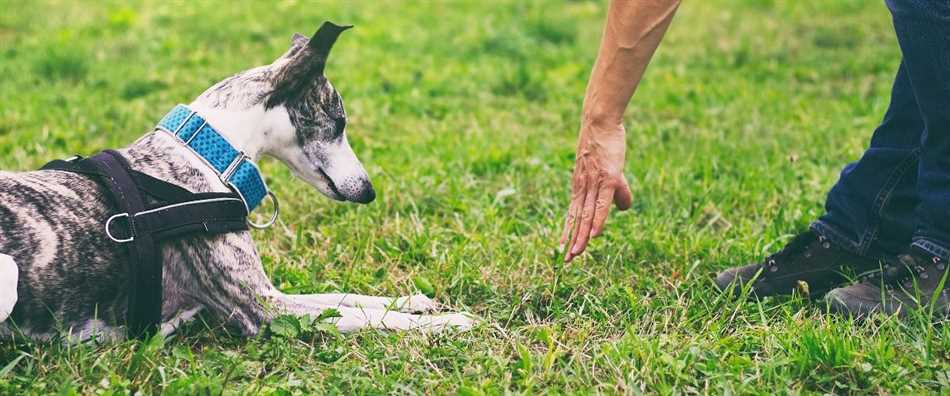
left=110, top=197, right=249, bottom=241
left=42, top=151, right=251, bottom=338
left=87, top=151, right=160, bottom=337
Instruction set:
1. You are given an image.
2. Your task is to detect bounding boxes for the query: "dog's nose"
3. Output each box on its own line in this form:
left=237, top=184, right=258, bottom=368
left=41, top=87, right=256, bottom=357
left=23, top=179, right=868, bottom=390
left=353, top=181, right=375, bottom=204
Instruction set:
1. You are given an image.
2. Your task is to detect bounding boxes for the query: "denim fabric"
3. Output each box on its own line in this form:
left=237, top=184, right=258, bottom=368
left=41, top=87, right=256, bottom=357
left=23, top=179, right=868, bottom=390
left=813, top=0, right=950, bottom=260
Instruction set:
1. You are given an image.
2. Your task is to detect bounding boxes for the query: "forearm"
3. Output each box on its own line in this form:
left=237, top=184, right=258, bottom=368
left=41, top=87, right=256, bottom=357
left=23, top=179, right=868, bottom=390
left=582, top=0, right=680, bottom=129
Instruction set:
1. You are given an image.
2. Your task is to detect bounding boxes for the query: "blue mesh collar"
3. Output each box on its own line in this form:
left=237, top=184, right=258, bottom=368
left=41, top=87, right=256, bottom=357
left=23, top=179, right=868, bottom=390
left=155, top=104, right=269, bottom=212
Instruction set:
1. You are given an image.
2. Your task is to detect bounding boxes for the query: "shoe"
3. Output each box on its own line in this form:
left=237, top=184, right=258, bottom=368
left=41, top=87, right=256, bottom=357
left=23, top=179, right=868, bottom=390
left=714, top=230, right=879, bottom=297
left=825, top=247, right=950, bottom=319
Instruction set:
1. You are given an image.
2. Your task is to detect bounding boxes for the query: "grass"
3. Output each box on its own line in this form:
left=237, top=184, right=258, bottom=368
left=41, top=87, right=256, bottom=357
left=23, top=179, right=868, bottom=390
left=0, top=0, right=948, bottom=394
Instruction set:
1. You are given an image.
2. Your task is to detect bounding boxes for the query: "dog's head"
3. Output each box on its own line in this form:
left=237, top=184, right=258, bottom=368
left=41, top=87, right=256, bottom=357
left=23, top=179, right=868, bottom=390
left=192, top=22, right=374, bottom=204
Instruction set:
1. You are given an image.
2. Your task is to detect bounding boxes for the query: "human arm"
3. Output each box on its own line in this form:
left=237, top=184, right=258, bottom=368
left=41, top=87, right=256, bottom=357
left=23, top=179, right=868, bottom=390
left=561, top=0, right=680, bottom=262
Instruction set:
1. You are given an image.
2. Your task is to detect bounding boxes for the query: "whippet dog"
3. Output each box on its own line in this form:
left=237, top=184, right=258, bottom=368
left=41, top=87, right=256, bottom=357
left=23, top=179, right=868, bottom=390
left=0, top=23, right=472, bottom=342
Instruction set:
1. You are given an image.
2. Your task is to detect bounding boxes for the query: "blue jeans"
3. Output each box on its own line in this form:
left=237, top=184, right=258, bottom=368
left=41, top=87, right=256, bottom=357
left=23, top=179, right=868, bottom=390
left=812, top=0, right=950, bottom=260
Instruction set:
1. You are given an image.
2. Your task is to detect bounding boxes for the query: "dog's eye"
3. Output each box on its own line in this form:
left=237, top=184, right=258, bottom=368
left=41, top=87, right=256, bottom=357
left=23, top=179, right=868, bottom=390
left=334, top=118, right=346, bottom=134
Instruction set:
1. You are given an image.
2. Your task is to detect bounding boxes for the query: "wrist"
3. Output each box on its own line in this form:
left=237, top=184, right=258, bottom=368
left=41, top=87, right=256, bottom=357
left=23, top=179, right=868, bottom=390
left=580, top=113, right=625, bottom=144
left=581, top=108, right=624, bottom=132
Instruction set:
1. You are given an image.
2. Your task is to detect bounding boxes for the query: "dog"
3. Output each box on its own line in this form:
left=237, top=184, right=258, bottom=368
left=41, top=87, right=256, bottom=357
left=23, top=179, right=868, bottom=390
left=0, top=23, right=472, bottom=342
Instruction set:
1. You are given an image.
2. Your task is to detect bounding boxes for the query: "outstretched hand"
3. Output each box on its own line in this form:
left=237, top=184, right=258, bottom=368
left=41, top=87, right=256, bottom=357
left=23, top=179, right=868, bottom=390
left=560, top=121, right=632, bottom=262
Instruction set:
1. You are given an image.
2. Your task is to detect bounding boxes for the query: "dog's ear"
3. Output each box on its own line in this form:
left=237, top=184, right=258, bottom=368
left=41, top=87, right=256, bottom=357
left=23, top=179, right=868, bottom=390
left=266, top=22, right=352, bottom=109
left=290, top=32, right=308, bottom=49
left=307, top=21, right=352, bottom=75
left=282, top=33, right=310, bottom=58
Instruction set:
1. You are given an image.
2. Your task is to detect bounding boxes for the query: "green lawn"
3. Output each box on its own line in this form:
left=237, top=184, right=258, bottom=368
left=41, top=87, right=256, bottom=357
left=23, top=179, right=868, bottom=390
left=1, top=0, right=948, bottom=394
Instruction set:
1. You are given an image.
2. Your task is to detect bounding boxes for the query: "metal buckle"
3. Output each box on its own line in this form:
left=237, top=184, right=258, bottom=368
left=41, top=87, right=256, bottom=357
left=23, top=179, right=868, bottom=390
left=172, top=111, right=196, bottom=136
left=247, top=191, right=280, bottom=229
left=184, top=121, right=207, bottom=145
left=105, top=213, right=135, bottom=243
left=221, top=153, right=247, bottom=181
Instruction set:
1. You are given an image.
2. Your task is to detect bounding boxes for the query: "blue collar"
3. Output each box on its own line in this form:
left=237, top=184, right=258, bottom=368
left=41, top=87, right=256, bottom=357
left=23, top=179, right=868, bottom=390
left=155, top=104, right=269, bottom=212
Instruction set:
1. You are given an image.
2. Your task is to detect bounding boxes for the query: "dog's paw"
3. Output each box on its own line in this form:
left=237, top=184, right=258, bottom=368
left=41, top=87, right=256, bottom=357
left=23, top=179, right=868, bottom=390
left=0, top=254, right=18, bottom=323
left=396, top=294, right=440, bottom=313
left=425, top=312, right=474, bottom=333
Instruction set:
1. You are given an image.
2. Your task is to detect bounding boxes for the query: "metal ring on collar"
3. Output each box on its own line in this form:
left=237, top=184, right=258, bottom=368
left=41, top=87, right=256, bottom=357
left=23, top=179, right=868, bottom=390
left=105, top=213, right=135, bottom=243
left=247, top=191, right=280, bottom=229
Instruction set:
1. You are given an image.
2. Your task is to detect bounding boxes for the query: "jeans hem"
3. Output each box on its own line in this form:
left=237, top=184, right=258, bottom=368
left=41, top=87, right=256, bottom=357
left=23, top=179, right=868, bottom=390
left=810, top=220, right=866, bottom=257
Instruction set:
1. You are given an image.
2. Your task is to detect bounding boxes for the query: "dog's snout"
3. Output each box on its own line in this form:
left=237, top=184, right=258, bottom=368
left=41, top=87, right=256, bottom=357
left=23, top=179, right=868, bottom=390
left=333, top=175, right=375, bottom=204
left=353, top=181, right=375, bottom=204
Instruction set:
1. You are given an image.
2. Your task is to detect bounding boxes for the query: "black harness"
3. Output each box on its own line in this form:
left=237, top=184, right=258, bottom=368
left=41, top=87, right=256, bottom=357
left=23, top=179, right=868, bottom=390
left=42, top=150, right=251, bottom=338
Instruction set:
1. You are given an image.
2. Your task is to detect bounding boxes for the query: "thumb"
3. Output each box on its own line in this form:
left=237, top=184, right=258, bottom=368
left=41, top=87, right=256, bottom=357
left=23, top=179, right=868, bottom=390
left=613, top=177, right=632, bottom=210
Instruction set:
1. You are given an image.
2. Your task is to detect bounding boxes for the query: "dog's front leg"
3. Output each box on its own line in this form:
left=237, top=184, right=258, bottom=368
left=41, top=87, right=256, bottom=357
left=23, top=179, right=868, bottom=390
left=289, top=293, right=440, bottom=313
left=0, top=253, right=18, bottom=323
left=177, top=234, right=471, bottom=335
left=276, top=294, right=473, bottom=333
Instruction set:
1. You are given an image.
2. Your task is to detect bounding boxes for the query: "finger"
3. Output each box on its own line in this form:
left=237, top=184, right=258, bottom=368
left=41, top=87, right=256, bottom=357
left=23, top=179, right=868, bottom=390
left=568, top=178, right=601, bottom=261
left=559, top=198, right=579, bottom=249
left=614, top=177, right=632, bottom=210
left=560, top=176, right=586, bottom=250
left=590, top=183, right=616, bottom=238
left=563, top=194, right=585, bottom=261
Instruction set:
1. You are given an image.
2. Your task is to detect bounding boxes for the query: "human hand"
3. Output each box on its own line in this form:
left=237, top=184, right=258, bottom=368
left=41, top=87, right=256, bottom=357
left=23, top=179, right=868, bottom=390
left=559, top=120, right=632, bottom=262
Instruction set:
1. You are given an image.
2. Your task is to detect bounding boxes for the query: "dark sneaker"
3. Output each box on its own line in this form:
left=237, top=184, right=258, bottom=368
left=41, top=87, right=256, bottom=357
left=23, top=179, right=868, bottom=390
left=714, top=230, right=879, bottom=298
left=825, top=247, right=950, bottom=319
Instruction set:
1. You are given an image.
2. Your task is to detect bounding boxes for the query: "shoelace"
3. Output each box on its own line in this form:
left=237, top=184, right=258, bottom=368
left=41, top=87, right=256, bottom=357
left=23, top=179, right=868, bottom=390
left=762, top=232, right=829, bottom=274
